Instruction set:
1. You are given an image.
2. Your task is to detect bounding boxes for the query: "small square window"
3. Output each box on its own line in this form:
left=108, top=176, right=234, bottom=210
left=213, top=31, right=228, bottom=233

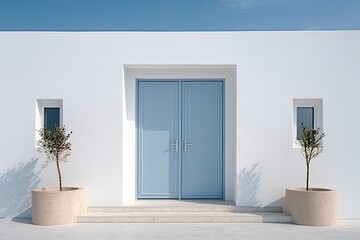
left=296, top=107, right=314, bottom=140
left=293, top=99, right=323, bottom=148
left=44, top=107, right=60, bottom=131
left=35, top=99, right=63, bottom=146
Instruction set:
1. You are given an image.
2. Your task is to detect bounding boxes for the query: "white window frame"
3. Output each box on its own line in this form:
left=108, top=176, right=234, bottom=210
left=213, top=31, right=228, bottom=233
left=293, top=98, right=323, bottom=148
left=35, top=99, right=63, bottom=146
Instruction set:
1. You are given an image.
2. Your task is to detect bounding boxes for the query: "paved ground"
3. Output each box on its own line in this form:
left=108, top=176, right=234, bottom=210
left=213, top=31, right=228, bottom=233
left=0, top=219, right=359, bottom=240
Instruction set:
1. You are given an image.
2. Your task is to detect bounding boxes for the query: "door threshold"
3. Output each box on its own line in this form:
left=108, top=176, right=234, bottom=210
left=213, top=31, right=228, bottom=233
left=127, top=199, right=234, bottom=207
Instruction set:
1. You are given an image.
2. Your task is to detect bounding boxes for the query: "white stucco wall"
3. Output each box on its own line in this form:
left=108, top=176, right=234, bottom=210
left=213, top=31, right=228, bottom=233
left=0, top=31, right=359, bottom=219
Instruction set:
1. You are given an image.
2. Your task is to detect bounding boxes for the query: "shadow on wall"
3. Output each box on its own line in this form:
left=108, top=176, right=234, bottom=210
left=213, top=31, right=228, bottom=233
left=0, top=158, right=42, bottom=219
left=237, top=163, right=262, bottom=206
left=266, top=197, right=285, bottom=207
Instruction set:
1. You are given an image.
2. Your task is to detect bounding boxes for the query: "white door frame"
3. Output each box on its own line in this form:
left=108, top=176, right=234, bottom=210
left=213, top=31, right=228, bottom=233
left=122, top=65, right=236, bottom=204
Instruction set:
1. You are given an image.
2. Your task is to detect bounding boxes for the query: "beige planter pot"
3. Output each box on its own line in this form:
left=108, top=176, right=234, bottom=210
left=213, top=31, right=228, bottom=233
left=285, top=188, right=337, bottom=226
left=32, top=187, right=85, bottom=225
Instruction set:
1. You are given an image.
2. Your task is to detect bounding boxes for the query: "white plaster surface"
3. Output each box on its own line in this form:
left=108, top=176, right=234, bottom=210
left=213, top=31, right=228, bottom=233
left=1, top=31, right=360, bottom=219
left=0, top=220, right=360, bottom=240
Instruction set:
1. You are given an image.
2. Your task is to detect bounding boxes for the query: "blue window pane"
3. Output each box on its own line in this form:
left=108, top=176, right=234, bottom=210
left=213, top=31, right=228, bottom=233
left=297, top=107, right=314, bottom=140
left=44, top=108, right=60, bottom=131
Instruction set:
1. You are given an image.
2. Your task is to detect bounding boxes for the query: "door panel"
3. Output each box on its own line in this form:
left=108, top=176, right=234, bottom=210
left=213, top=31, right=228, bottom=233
left=138, top=82, right=179, bottom=198
left=181, top=82, right=223, bottom=198
left=138, top=81, right=223, bottom=199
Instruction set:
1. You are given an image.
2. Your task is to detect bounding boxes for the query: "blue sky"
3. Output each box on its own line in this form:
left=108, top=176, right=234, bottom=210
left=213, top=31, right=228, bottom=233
left=0, top=0, right=359, bottom=31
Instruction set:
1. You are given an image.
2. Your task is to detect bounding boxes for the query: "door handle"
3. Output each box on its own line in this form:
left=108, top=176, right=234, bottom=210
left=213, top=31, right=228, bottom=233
left=170, top=140, right=178, bottom=153
left=184, top=139, right=193, bottom=152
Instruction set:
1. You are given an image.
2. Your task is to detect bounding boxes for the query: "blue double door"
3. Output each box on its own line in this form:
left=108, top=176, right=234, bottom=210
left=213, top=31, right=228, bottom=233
left=138, top=81, right=223, bottom=199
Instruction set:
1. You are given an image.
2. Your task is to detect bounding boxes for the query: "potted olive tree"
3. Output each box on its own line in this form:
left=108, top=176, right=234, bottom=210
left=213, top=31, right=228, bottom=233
left=285, top=124, right=336, bottom=226
left=32, top=126, right=85, bottom=225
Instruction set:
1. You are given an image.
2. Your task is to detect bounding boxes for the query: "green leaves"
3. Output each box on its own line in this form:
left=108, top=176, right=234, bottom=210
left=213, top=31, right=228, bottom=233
left=300, top=124, right=325, bottom=165
left=37, top=126, right=72, bottom=163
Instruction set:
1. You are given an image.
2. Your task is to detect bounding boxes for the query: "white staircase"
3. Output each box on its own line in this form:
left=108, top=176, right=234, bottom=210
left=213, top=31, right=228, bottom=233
left=78, top=201, right=291, bottom=223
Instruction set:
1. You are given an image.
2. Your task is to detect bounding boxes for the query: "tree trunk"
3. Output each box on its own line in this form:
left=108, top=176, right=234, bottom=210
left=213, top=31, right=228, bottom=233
left=306, top=164, right=309, bottom=191
left=56, top=159, right=62, bottom=191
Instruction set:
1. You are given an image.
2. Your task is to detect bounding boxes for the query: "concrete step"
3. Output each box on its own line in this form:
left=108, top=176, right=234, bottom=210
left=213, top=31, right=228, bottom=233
left=80, top=202, right=288, bottom=224
left=78, top=212, right=291, bottom=223
left=87, top=206, right=283, bottom=213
